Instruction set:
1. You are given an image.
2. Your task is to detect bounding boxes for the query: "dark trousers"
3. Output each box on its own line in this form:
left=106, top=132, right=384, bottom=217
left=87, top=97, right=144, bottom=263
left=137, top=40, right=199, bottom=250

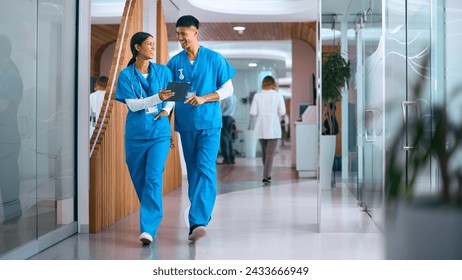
left=259, top=139, right=278, bottom=179
left=220, top=116, right=235, bottom=164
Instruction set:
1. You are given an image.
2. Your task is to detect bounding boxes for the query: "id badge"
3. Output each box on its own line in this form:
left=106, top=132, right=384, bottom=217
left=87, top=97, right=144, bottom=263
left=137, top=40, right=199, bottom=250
left=146, top=106, right=158, bottom=115
left=186, top=91, right=196, bottom=99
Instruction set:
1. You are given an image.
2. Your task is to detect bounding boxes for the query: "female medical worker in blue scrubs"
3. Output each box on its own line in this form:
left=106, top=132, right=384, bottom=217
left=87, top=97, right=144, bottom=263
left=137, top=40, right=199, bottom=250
left=115, top=32, right=174, bottom=245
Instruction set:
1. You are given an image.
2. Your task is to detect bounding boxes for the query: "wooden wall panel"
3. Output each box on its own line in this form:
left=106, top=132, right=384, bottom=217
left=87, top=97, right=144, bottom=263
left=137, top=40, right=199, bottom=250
left=90, top=24, right=119, bottom=77
left=166, top=22, right=316, bottom=50
left=156, top=0, right=169, bottom=65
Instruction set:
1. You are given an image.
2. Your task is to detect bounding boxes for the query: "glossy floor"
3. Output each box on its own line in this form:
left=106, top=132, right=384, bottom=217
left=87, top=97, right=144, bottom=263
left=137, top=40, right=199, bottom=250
left=29, top=143, right=384, bottom=260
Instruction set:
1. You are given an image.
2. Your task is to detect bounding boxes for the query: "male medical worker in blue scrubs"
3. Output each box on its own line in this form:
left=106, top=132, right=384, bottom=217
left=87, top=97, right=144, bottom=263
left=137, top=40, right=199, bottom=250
left=116, top=32, right=175, bottom=245
left=167, top=15, right=236, bottom=242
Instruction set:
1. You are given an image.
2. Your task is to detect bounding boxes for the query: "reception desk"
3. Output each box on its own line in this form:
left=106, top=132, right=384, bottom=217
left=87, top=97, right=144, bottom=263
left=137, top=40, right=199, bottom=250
left=295, top=122, right=318, bottom=178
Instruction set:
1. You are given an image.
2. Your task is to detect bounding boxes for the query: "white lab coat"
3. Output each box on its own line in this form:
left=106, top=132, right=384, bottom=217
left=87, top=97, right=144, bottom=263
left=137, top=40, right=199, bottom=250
left=250, top=89, right=286, bottom=139
left=89, top=89, right=105, bottom=138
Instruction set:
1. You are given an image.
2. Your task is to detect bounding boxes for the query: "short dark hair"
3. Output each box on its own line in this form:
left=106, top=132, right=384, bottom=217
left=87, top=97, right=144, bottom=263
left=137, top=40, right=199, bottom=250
left=96, top=76, right=108, bottom=88
left=176, top=15, right=199, bottom=29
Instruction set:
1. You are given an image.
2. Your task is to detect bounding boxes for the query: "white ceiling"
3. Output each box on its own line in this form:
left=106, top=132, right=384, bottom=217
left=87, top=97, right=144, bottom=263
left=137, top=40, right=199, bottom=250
left=163, top=0, right=317, bottom=22
left=91, top=0, right=317, bottom=23
left=90, top=0, right=388, bottom=92
left=91, top=0, right=318, bottom=89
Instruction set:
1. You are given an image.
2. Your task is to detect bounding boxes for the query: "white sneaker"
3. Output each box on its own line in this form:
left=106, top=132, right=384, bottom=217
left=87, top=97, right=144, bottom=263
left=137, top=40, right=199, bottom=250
left=188, top=226, right=207, bottom=242
left=140, top=232, right=153, bottom=245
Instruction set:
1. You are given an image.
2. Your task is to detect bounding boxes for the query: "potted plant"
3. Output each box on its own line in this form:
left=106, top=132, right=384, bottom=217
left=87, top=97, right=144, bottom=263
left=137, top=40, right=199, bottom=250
left=319, top=50, right=350, bottom=189
left=384, top=63, right=462, bottom=259
left=321, top=51, right=350, bottom=135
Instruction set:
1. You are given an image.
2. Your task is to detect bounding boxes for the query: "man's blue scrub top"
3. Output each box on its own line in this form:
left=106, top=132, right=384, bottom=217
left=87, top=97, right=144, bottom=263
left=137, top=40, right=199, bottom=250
left=167, top=46, right=236, bottom=133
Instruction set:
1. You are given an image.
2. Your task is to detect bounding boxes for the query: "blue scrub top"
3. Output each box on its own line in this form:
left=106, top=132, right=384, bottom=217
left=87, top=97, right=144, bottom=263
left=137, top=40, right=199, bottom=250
left=167, top=46, right=236, bottom=133
left=116, top=62, right=173, bottom=139
left=0, top=60, right=22, bottom=144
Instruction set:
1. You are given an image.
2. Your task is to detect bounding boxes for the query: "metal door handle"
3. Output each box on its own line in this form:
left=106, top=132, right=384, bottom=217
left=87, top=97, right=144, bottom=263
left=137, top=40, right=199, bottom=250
left=365, top=109, right=375, bottom=143
left=402, top=101, right=416, bottom=150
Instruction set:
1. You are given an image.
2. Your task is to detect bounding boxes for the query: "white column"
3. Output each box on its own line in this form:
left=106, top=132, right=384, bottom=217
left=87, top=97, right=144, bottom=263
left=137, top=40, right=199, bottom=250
left=78, top=0, right=91, bottom=233
left=341, top=20, right=349, bottom=180
left=356, top=24, right=364, bottom=190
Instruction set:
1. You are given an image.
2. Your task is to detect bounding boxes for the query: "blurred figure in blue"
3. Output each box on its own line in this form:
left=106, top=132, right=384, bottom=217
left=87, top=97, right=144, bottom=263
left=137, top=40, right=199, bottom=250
left=219, top=94, right=237, bottom=165
left=0, top=34, right=23, bottom=224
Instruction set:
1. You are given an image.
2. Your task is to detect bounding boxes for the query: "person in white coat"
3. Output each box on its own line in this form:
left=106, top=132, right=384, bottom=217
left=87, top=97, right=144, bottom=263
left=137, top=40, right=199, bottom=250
left=250, top=75, right=286, bottom=185
left=89, top=76, right=108, bottom=139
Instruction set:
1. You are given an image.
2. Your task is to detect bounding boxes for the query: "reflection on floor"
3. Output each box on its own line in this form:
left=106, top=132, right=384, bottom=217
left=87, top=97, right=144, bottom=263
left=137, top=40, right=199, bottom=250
left=1, top=201, right=60, bottom=255
left=29, top=143, right=384, bottom=260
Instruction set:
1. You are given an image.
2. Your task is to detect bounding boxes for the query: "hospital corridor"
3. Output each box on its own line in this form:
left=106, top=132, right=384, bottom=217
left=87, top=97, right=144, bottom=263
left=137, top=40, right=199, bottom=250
left=27, top=143, right=384, bottom=260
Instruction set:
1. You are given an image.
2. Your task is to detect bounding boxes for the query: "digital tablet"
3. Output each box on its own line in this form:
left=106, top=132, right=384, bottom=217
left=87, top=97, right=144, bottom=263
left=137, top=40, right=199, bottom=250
left=165, top=81, right=191, bottom=102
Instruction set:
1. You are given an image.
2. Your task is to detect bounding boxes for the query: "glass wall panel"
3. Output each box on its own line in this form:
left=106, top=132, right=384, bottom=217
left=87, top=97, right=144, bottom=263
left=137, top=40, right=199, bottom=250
left=0, top=0, right=77, bottom=258
left=320, top=0, right=382, bottom=230
left=0, top=0, right=38, bottom=255
left=36, top=0, right=77, bottom=237
left=362, top=0, right=384, bottom=227
left=384, top=0, right=433, bottom=199
left=444, top=1, right=462, bottom=188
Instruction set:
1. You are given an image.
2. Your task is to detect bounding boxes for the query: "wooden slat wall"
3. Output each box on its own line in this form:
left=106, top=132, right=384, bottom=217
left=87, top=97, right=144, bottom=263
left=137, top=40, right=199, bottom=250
left=286, top=22, right=317, bottom=50
left=90, top=24, right=119, bottom=77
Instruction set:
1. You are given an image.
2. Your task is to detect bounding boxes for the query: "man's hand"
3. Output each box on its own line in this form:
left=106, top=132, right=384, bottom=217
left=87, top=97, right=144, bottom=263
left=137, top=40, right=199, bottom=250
left=185, top=95, right=207, bottom=106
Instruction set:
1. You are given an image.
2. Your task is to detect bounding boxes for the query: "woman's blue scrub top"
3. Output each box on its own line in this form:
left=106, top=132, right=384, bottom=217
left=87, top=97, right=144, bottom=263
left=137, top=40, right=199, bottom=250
left=115, top=62, right=173, bottom=139
left=167, top=46, right=236, bottom=133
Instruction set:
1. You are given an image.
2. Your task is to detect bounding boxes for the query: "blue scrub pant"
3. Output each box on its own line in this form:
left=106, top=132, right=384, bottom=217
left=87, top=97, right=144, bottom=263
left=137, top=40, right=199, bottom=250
left=0, top=143, right=21, bottom=222
left=180, top=128, right=220, bottom=228
left=125, top=137, right=170, bottom=237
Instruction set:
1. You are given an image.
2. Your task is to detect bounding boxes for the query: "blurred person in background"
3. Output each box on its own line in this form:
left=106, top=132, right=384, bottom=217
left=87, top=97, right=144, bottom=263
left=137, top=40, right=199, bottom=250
left=250, top=75, right=286, bottom=185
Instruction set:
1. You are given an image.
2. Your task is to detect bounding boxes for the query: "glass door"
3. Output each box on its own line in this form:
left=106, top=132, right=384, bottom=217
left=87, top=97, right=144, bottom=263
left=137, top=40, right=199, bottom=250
left=36, top=0, right=77, bottom=238
left=0, top=0, right=77, bottom=259
left=0, top=0, right=39, bottom=255
left=358, top=0, right=435, bottom=228
left=357, top=0, right=385, bottom=228
left=383, top=0, right=434, bottom=203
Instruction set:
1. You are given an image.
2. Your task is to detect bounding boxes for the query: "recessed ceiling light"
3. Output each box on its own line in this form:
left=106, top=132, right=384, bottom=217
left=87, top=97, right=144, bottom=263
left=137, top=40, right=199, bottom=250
left=248, top=62, right=257, bottom=67
left=233, top=26, right=246, bottom=34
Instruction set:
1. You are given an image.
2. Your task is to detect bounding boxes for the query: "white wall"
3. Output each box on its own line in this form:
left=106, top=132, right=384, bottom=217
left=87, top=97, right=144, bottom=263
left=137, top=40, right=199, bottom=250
left=291, top=39, right=316, bottom=167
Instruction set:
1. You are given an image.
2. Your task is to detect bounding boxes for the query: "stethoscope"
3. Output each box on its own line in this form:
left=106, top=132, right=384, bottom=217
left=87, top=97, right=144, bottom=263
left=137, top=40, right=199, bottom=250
left=129, top=65, right=161, bottom=99
left=130, top=75, right=144, bottom=99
